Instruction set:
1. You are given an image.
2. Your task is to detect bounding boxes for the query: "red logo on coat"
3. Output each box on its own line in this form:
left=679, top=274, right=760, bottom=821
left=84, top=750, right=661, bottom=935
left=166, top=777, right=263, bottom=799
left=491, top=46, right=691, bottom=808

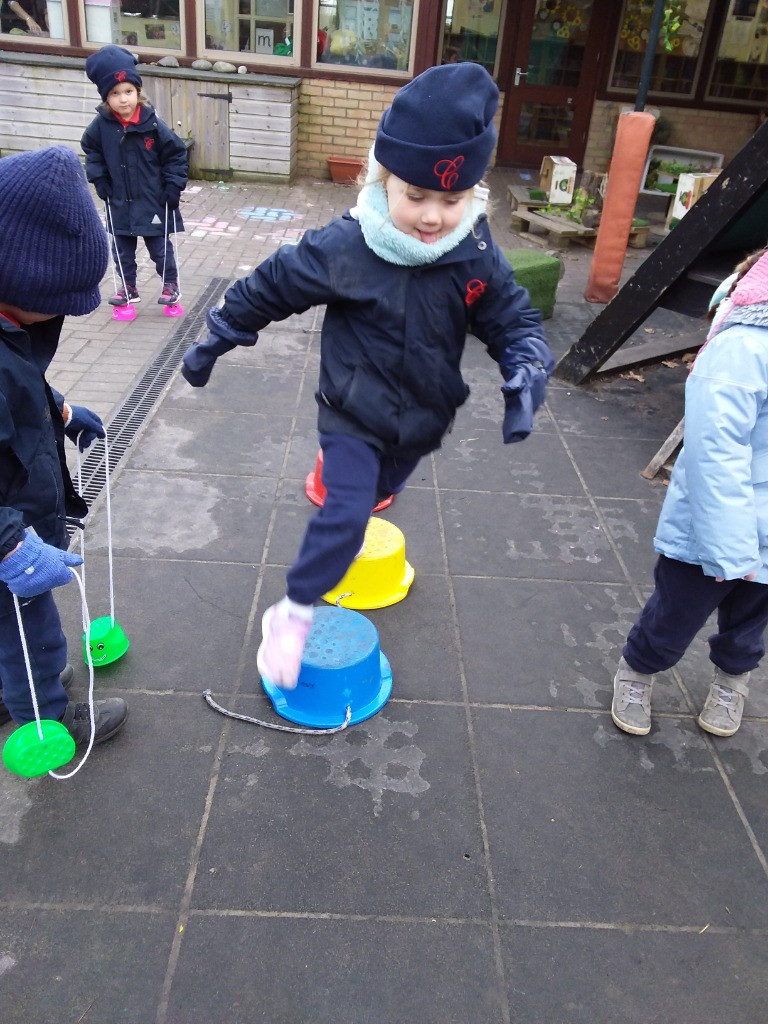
left=434, top=155, right=464, bottom=190
left=465, top=279, right=486, bottom=306
left=144, top=138, right=154, bottom=152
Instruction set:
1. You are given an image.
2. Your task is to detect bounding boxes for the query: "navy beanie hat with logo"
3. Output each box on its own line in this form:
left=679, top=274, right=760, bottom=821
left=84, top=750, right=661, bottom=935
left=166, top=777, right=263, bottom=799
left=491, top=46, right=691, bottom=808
left=86, top=44, right=142, bottom=101
left=374, top=63, right=499, bottom=192
left=0, top=146, right=109, bottom=316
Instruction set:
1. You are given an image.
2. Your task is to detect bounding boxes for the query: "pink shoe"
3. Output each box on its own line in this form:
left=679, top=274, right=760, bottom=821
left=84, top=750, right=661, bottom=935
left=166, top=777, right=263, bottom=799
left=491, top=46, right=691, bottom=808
left=257, top=602, right=312, bottom=690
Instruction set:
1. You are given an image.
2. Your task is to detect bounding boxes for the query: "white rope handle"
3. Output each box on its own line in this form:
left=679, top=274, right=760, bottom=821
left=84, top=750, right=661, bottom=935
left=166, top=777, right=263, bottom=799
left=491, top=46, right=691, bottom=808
left=161, top=204, right=181, bottom=301
left=105, top=199, right=129, bottom=296
left=77, top=433, right=115, bottom=625
left=103, top=435, right=115, bottom=625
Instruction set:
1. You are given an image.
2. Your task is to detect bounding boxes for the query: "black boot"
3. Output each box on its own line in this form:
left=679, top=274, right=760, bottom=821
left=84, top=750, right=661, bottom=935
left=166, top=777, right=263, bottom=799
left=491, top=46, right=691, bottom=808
left=0, top=664, right=75, bottom=726
left=60, top=698, right=128, bottom=746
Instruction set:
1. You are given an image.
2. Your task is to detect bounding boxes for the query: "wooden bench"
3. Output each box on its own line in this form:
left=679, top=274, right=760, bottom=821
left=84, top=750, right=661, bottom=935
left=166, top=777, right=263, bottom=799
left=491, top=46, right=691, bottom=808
left=507, top=183, right=549, bottom=216
left=510, top=208, right=598, bottom=250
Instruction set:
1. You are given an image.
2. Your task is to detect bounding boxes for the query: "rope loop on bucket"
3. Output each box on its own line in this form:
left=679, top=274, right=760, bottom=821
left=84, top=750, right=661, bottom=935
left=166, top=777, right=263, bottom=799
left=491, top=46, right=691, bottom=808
left=202, top=689, right=351, bottom=735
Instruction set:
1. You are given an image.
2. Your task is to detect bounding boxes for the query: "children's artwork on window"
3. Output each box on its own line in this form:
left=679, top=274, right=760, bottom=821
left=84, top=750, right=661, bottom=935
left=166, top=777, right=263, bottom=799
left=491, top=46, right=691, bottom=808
left=145, top=22, right=166, bottom=39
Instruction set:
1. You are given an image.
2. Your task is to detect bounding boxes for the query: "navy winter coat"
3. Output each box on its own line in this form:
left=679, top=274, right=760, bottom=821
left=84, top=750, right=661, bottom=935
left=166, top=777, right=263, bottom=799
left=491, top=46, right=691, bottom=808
left=81, top=101, right=187, bottom=237
left=0, top=316, right=86, bottom=572
left=192, top=212, right=553, bottom=458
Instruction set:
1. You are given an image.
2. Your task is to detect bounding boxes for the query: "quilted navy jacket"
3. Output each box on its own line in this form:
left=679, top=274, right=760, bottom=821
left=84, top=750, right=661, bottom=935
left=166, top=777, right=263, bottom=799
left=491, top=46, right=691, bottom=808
left=194, top=212, right=553, bottom=458
left=0, top=316, right=86, bottom=574
left=81, top=101, right=187, bottom=237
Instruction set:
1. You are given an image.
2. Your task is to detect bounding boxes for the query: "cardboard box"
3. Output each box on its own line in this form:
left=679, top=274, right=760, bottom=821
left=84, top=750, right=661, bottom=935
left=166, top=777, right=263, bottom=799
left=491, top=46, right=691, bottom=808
left=539, top=156, right=577, bottom=204
left=668, top=171, right=720, bottom=226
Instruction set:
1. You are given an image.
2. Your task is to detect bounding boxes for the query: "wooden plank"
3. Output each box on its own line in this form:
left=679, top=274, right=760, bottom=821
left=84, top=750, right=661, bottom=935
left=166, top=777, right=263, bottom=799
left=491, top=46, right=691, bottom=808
left=229, top=98, right=296, bottom=120
left=641, top=418, right=685, bottom=480
left=597, top=334, right=702, bottom=374
left=508, top=183, right=547, bottom=213
left=554, top=118, right=768, bottom=385
left=230, top=128, right=293, bottom=149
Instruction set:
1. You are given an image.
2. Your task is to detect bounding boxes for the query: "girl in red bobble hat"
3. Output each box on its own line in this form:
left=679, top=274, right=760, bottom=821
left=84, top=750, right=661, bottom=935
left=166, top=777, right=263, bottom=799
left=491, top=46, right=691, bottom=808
left=82, top=45, right=188, bottom=309
left=181, top=63, right=554, bottom=690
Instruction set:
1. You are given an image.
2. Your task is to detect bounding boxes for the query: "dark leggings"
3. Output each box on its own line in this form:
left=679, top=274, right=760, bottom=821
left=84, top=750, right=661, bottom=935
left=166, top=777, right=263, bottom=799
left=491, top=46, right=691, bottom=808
left=285, top=433, right=419, bottom=605
left=112, top=233, right=177, bottom=288
left=624, top=555, right=768, bottom=676
left=0, top=589, right=68, bottom=725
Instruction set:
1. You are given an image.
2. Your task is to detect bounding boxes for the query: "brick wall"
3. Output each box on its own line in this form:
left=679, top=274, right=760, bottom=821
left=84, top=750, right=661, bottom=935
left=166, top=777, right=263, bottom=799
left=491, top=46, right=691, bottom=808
left=298, top=78, right=397, bottom=179
left=297, top=79, right=505, bottom=181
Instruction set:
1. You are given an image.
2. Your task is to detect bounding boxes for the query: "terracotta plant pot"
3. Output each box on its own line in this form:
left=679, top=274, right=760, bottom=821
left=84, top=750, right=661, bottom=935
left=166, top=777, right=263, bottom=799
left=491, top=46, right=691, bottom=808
left=328, top=156, right=364, bottom=184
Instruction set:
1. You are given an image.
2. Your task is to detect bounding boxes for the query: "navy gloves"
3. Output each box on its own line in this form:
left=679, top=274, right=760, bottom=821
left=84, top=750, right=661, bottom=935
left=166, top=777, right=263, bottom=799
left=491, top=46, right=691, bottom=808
left=501, top=363, right=548, bottom=443
left=181, top=311, right=244, bottom=387
left=94, top=179, right=112, bottom=201
left=163, top=186, right=181, bottom=210
left=65, top=404, right=105, bottom=451
left=0, top=532, right=82, bottom=599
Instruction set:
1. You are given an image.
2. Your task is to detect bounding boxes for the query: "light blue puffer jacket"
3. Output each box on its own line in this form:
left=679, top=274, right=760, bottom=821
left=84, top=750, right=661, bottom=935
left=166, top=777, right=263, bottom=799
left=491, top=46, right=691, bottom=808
left=654, top=311, right=768, bottom=583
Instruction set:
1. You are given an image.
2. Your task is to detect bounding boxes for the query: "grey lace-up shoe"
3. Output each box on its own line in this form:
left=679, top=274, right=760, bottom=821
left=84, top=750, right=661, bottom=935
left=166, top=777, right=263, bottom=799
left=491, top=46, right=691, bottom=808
left=697, top=667, right=750, bottom=737
left=611, top=656, right=654, bottom=735
left=60, top=697, right=128, bottom=747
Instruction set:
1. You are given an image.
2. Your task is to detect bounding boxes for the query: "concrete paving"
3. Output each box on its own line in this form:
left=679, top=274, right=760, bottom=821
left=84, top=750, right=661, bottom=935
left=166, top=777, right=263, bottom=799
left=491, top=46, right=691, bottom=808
left=1, top=168, right=767, bottom=1023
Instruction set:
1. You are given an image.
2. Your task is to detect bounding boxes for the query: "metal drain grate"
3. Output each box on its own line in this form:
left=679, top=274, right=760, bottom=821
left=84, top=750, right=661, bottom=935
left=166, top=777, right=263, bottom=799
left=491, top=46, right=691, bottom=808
left=71, top=277, right=229, bottom=517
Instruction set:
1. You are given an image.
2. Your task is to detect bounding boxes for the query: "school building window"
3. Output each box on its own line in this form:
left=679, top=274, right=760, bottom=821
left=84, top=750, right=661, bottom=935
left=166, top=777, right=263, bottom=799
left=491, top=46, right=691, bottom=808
left=203, top=0, right=295, bottom=61
left=708, top=0, right=768, bottom=104
left=608, top=0, right=768, bottom=110
left=608, top=0, right=708, bottom=98
left=84, top=0, right=183, bottom=50
left=439, top=0, right=501, bottom=75
left=315, top=0, right=416, bottom=73
left=0, top=0, right=64, bottom=41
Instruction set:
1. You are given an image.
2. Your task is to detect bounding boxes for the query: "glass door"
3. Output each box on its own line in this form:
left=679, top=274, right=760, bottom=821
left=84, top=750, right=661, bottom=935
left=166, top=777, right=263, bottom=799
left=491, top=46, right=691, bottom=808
left=498, top=0, right=601, bottom=167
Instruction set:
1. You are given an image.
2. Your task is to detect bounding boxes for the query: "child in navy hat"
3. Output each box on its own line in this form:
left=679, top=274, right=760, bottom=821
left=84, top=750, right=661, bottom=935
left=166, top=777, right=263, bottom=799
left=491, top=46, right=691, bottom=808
left=181, top=62, right=554, bottom=689
left=82, top=45, right=188, bottom=308
left=0, top=145, right=128, bottom=750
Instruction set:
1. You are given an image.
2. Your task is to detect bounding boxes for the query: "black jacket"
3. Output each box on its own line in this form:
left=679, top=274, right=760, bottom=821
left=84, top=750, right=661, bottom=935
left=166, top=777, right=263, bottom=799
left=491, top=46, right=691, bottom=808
left=206, top=212, right=552, bottom=458
left=81, top=101, right=188, bottom=237
left=0, top=316, right=86, bottom=567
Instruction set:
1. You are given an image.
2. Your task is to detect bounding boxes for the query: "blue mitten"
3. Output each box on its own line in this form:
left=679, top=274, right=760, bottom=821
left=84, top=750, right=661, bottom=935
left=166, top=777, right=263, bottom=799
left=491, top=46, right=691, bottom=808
left=0, top=532, right=83, bottom=598
left=65, top=404, right=105, bottom=451
left=501, top=363, right=548, bottom=444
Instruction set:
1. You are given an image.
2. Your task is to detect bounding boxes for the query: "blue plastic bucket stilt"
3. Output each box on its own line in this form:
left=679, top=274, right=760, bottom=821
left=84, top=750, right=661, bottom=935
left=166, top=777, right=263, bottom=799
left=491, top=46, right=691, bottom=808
left=260, top=606, right=392, bottom=728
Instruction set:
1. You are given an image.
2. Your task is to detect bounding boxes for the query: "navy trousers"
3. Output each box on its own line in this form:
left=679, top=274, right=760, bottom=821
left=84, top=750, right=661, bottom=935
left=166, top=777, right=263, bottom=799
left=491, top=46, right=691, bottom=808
left=113, top=233, right=177, bottom=288
left=624, top=555, right=768, bottom=676
left=286, top=433, right=419, bottom=605
left=0, top=589, right=69, bottom=724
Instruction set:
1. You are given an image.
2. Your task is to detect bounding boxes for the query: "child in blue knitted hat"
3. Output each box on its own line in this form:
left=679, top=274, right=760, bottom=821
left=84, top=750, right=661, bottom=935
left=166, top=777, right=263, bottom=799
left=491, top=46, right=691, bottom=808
left=0, top=145, right=128, bottom=749
left=82, top=45, right=188, bottom=308
left=182, top=62, right=554, bottom=690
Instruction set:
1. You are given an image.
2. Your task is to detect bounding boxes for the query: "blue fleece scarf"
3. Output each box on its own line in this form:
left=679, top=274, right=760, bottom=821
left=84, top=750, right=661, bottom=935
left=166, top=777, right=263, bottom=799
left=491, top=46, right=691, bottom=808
left=351, top=179, right=481, bottom=267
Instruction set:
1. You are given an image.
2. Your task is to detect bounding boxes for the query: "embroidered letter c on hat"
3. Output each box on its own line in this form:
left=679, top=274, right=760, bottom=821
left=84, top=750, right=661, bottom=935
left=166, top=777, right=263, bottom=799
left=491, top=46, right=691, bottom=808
left=85, top=44, right=142, bottom=102
left=374, top=63, right=499, bottom=192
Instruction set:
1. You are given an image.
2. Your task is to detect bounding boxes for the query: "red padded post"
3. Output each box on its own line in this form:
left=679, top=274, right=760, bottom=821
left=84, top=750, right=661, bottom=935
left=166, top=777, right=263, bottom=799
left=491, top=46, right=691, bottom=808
left=585, top=111, right=656, bottom=303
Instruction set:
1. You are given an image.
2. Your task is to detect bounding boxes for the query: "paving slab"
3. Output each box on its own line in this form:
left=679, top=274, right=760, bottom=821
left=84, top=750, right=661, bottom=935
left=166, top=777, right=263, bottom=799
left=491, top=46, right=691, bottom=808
left=2, top=168, right=767, bottom=1023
